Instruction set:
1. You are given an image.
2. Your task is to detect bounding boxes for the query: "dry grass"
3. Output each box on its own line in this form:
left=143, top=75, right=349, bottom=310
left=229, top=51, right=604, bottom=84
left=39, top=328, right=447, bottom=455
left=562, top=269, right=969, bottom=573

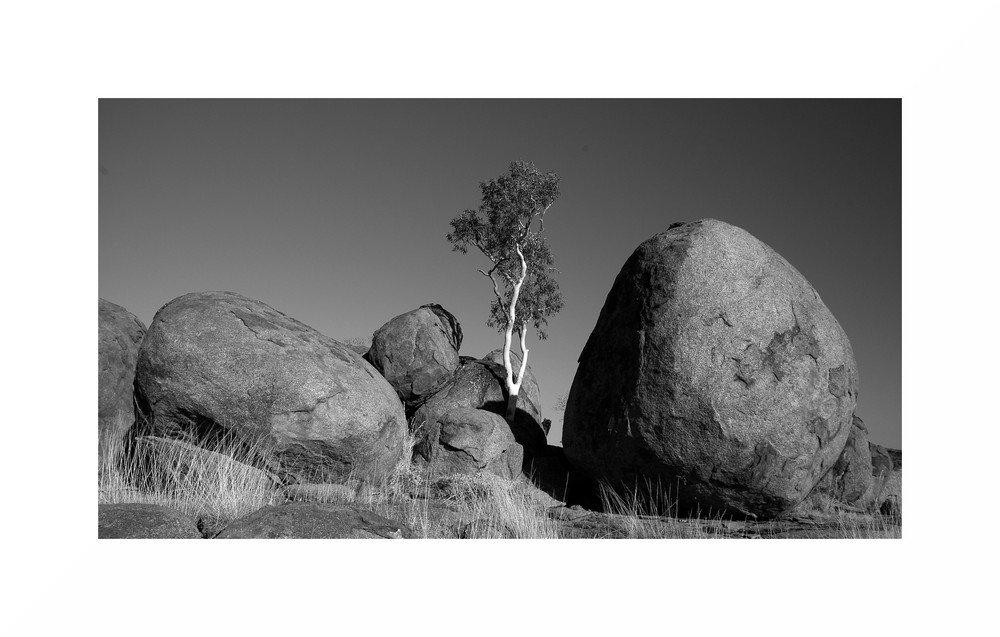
left=431, top=472, right=561, bottom=538
left=99, top=412, right=284, bottom=530
left=100, top=412, right=900, bottom=539
left=596, top=480, right=722, bottom=538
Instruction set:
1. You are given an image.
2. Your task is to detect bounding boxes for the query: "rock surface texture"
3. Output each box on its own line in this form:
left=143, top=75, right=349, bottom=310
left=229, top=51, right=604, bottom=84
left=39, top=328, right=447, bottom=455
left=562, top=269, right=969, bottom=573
left=98, top=503, right=202, bottom=539
left=365, top=303, right=463, bottom=410
left=868, top=442, right=901, bottom=512
left=213, top=503, right=414, bottom=538
left=98, top=299, right=146, bottom=457
left=814, top=415, right=874, bottom=505
left=134, top=291, right=407, bottom=483
left=563, top=219, right=858, bottom=519
left=412, top=349, right=546, bottom=459
left=413, top=407, right=523, bottom=479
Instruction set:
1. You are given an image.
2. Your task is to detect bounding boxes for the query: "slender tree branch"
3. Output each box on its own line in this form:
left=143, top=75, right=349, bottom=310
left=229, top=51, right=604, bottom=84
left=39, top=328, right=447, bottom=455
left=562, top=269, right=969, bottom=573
left=478, top=267, right=502, bottom=305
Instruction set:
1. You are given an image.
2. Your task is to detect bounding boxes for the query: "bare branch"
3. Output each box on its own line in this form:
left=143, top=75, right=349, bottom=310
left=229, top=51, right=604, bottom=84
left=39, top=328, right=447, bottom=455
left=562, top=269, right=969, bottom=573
left=478, top=268, right=502, bottom=304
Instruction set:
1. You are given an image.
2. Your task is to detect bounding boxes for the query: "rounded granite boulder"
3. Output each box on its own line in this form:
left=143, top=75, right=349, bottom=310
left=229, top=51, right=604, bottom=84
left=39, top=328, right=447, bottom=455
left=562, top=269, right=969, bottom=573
left=134, top=291, right=407, bottom=484
left=365, top=303, right=463, bottom=410
left=563, top=219, right=858, bottom=519
left=98, top=298, right=146, bottom=457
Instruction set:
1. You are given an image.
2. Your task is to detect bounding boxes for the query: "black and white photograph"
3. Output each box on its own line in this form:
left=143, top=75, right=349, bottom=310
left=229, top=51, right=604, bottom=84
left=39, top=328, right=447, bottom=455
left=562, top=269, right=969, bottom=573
left=5, top=2, right=998, bottom=635
left=97, top=99, right=901, bottom=540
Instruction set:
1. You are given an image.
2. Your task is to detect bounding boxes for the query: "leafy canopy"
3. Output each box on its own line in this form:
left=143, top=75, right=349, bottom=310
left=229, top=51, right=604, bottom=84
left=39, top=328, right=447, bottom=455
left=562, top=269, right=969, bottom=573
left=447, top=161, right=564, bottom=338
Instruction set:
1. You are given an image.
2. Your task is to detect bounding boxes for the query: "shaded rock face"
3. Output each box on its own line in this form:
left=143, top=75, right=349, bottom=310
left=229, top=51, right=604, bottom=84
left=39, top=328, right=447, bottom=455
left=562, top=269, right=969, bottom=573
left=814, top=415, right=874, bottom=505
left=134, top=292, right=407, bottom=484
left=411, top=348, right=546, bottom=458
left=213, top=503, right=414, bottom=538
left=413, top=407, right=523, bottom=480
left=869, top=443, right=895, bottom=478
left=365, top=303, right=463, bottom=411
left=98, top=504, right=202, bottom=539
left=99, top=299, right=146, bottom=457
left=523, top=445, right=604, bottom=511
left=563, top=219, right=858, bottom=519
left=868, top=442, right=901, bottom=511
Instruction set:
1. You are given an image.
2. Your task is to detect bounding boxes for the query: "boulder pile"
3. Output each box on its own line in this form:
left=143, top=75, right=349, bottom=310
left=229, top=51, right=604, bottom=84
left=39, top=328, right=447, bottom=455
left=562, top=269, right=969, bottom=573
left=99, top=218, right=898, bottom=533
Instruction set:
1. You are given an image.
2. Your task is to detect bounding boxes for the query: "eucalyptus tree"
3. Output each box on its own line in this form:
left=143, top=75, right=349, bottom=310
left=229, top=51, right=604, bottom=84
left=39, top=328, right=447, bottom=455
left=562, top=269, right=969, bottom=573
left=447, top=161, right=564, bottom=423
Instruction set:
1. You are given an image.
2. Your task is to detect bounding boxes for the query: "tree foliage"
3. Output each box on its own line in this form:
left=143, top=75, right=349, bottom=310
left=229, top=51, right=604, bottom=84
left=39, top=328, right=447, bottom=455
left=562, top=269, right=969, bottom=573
left=446, top=161, right=564, bottom=339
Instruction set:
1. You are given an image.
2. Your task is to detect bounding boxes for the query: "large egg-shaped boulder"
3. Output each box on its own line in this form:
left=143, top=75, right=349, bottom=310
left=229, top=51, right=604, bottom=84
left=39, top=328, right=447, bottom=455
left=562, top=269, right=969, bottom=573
left=98, top=298, right=146, bottom=458
left=135, top=291, right=407, bottom=483
left=365, top=303, right=462, bottom=410
left=563, top=219, right=858, bottom=519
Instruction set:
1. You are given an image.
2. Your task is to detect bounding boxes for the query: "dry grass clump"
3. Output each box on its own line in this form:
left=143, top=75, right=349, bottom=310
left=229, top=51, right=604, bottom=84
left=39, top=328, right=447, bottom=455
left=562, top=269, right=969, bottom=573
left=431, top=472, right=561, bottom=538
left=794, top=487, right=902, bottom=539
left=99, top=413, right=283, bottom=530
left=596, top=480, right=720, bottom=539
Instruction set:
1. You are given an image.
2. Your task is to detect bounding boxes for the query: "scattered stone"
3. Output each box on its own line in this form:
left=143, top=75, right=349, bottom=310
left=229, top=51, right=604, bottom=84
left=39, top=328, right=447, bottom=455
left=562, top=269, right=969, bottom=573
left=563, top=219, right=859, bottom=519
left=99, top=503, right=201, bottom=539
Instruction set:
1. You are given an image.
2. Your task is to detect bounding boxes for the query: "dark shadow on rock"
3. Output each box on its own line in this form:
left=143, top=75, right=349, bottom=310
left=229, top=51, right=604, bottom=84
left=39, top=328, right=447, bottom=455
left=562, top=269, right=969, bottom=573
left=522, top=445, right=603, bottom=511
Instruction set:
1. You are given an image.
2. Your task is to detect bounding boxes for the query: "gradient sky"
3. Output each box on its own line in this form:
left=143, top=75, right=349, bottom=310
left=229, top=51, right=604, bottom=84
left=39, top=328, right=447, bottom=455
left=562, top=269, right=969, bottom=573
left=99, top=99, right=900, bottom=447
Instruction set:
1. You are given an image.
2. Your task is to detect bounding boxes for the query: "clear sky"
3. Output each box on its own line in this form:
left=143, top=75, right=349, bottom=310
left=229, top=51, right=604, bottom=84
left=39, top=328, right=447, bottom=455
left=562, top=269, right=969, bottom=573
left=99, top=99, right=900, bottom=447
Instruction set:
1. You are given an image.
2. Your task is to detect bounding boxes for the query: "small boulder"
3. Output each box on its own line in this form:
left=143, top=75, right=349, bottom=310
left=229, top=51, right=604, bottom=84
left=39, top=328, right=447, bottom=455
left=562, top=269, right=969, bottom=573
left=563, top=220, right=859, bottom=519
left=868, top=442, right=901, bottom=513
left=413, top=407, right=523, bottom=480
left=134, top=291, right=407, bottom=484
left=213, top=503, right=414, bottom=538
left=814, top=415, right=874, bottom=505
left=98, top=503, right=202, bottom=539
left=99, top=299, right=146, bottom=458
left=869, top=443, right=895, bottom=478
left=366, top=303, right=463, bottom=410
left=412, top=349, right=546, bottom=458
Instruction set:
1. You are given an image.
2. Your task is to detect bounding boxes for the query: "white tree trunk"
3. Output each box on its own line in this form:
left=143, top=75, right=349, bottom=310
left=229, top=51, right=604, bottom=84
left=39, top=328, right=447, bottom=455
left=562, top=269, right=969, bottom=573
left=503, top=245, right=529, bottom=423
left=506, top=325, right=530, bottom=422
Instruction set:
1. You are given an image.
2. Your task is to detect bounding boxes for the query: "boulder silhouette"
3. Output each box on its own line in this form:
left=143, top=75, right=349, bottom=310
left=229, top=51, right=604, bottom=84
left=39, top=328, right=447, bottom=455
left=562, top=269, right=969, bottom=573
left=413, top=407, right=523, bottom=480
left=412, top=348, right=546, bottom=458
left=563, top=219, right=858, bottom=519
left=98, top=298, right=146, bottom=459
left=134, top=291, right=407, bottom=484
left=365, top=303, right=462, bottom=410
